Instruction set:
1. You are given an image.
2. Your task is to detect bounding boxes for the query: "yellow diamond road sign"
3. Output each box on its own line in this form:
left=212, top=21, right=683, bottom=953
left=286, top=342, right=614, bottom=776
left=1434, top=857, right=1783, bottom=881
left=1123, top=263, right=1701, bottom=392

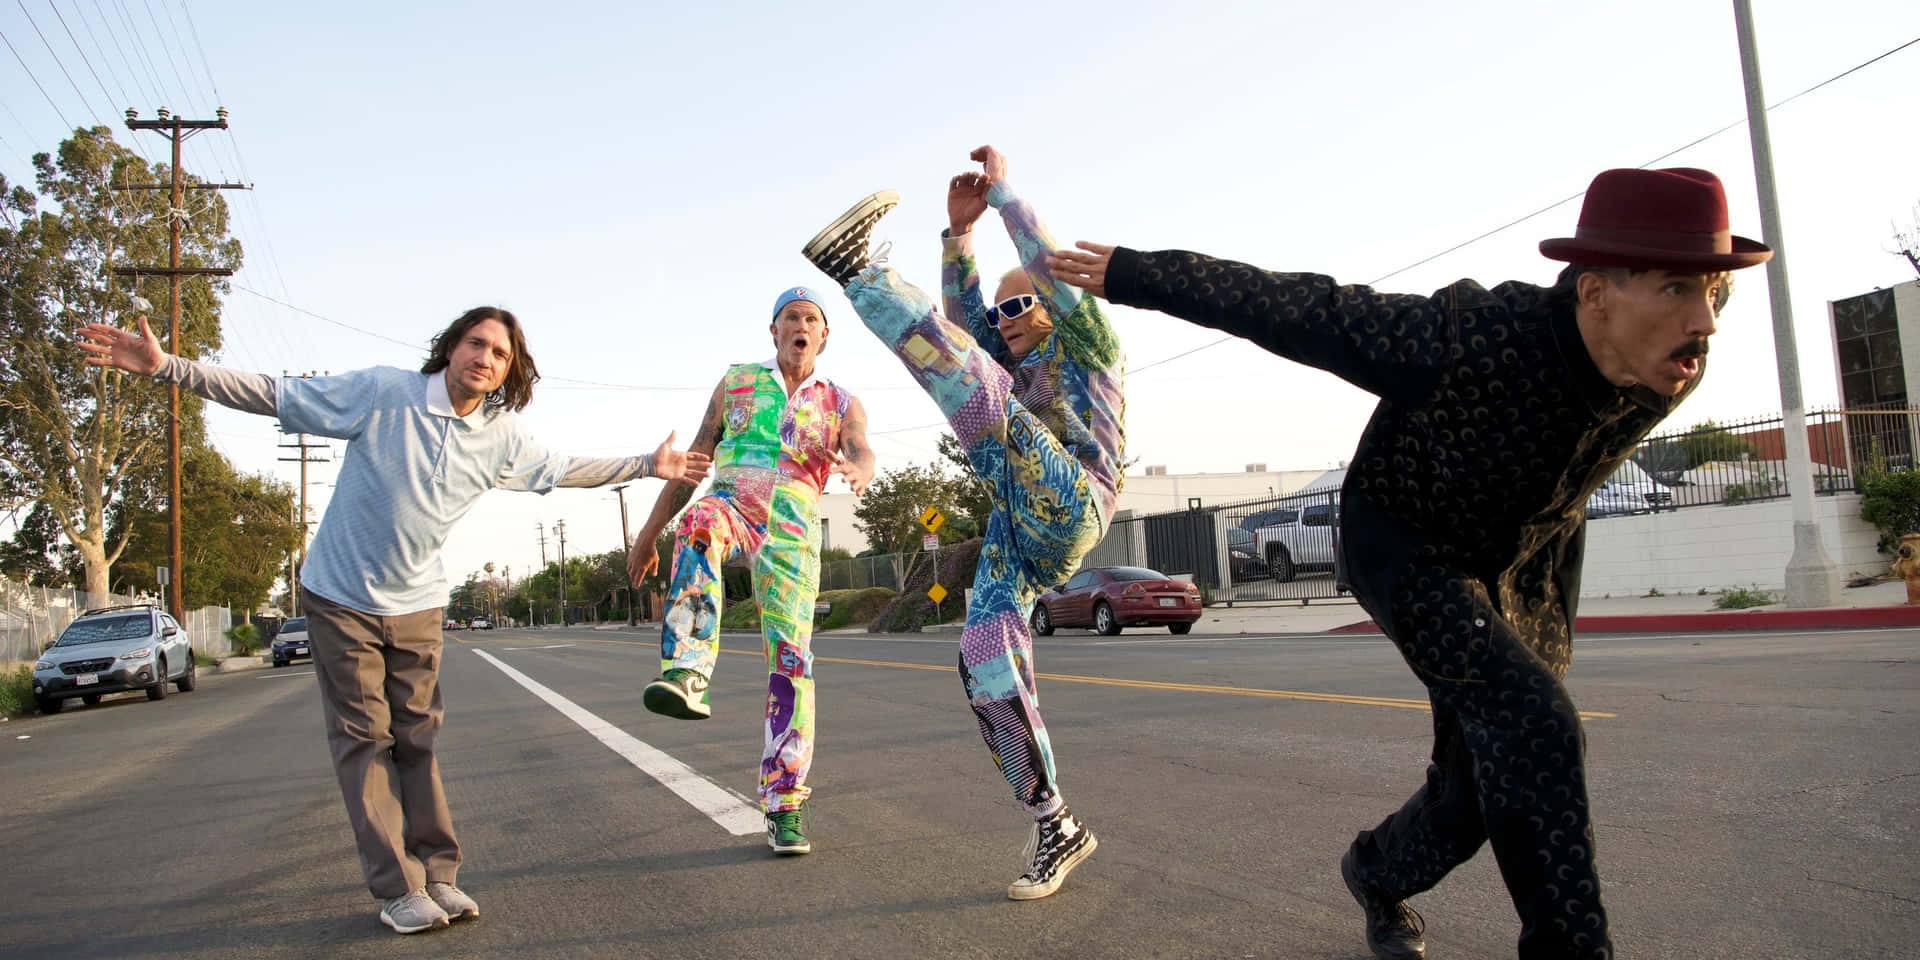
left=919, top=506, right=945, bottom=534
left=927, top=583, right=948, bottom=604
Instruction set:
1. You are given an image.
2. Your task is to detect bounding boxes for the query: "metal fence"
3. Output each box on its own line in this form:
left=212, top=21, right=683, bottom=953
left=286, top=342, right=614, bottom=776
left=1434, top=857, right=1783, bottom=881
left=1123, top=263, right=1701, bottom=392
left=0, top=575, right=232, bottom=664
left=1597, top=404, right=1919, bottom=516
left=1092, top=487, right=1353, bottom=607
left=819, top=552, right=905, bottom=593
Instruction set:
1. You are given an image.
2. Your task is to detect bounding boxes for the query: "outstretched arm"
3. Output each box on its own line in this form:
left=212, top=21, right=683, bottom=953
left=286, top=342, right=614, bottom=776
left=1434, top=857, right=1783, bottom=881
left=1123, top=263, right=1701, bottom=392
left=628, top=380, right=726, bottom=585
left=78, top=315, right=278, bottom=417
left=556, top=433, right=712, bottom=488
left=831, top=396, right=875, bottom=496
left=944, top=171, right=1008, bottom=362
left=1050, top=244, right=1457, bottom=399
left=972, top=145, right=1118, bottom=368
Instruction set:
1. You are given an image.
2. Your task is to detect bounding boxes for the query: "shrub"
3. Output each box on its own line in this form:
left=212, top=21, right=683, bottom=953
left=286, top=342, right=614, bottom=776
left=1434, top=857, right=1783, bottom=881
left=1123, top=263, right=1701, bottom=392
left=871, top=538, right=984, bottom=632
left=225, top=622, right=261, bottom=656
left=0, top=664, right=33, bottom=717
left=813, top=587, right=896, bottom=631
left=1859, top=467, right=1920, bottom=556
left=1714, top=585, right=1775, bottom=610
left=721, top=601, right=761, bottom=630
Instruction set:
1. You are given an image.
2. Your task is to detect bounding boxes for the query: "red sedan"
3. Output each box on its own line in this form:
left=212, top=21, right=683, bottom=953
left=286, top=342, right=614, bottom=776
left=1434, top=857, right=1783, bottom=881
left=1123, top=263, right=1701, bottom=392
left=1031, top=566, right=1203, bottom=636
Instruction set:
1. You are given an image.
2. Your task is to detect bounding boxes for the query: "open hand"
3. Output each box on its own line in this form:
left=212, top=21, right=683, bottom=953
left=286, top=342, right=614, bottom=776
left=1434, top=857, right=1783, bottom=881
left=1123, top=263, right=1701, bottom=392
left=76, top=315, right=165, bottom=376
left=627, top=531, right=661, bottom=586
left=1048, top=242, right=1117, bottom=300
left=948, top=171, right=989, bottom=236
left=830, top=450, right=873, bottom=496
left=649, top=431, right=712, bottom=485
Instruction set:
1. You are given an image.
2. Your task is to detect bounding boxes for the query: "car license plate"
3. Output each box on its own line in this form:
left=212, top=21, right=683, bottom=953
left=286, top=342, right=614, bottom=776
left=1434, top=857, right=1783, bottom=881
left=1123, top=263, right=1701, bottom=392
left=1158, top=597, right=1176, bottom=608
left=75, top=673, right=99, bottom=686
left=292, top=646, right=307, bottom=655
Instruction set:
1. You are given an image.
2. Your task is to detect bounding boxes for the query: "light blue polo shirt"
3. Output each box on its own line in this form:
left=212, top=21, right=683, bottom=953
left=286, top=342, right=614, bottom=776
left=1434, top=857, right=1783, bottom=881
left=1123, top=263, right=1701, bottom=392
left=279, top=366, right=569, bottom=615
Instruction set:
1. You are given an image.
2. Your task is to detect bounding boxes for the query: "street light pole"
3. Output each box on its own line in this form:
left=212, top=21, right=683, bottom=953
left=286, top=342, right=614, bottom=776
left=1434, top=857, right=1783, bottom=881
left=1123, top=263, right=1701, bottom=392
left=1733, top=0, right=1839, bottom=608
left=554, top=519, right=568, bottom=626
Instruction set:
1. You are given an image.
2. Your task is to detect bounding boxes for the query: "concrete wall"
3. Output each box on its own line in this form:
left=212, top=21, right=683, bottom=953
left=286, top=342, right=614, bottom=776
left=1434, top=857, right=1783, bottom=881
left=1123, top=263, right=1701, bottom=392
left=1579, top=493, right=1886, bottom=597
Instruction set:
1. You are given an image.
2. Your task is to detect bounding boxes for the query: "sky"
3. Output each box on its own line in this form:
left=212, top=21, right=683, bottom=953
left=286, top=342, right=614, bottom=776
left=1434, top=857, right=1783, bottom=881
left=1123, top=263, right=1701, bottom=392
left=2, top=0, right=1917, bottom=596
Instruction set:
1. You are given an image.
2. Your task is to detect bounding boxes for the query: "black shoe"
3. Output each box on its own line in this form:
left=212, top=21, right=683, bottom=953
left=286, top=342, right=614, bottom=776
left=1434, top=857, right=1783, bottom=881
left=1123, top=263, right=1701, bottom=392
left=801, top=190, right=898, bottom=286
left=1341, top=848, right=1426, bottom=959
left=642, top=668, right=711, bottom=720
left=1007, top=805, right=1097, bottom=900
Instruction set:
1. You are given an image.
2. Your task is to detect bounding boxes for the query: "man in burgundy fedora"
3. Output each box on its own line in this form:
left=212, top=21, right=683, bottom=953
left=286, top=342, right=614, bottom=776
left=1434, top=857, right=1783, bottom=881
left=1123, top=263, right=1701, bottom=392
left=1047, top=167, right=1769, bottom=959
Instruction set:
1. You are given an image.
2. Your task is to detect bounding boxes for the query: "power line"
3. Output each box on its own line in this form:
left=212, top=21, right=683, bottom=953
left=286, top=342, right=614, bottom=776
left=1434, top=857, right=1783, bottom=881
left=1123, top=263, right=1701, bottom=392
left=0, top=27, right=75, bottom=130
left=14, top=0, right=107, bottom=123
left=137, top=0, right=200, bottom=115
left=45, top=0, right=119, bottom=119
left=1125, top=34, right=1920, bottom=379
left=65, top=0, right=134, bottom=108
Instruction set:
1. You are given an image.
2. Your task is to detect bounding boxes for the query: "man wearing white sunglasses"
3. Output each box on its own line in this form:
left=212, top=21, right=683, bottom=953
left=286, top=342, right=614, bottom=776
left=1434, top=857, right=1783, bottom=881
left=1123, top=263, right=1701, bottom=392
left=801, top=145, right=1124, bottom=901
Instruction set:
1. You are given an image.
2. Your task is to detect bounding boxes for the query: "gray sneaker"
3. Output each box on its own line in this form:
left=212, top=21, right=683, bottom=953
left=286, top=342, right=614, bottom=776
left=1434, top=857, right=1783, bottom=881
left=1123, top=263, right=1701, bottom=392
left=379, top=889, right=450, bottom=934
left=802, top=190, right=898, bottom=287
left=427, top=881, right=480, bottom=922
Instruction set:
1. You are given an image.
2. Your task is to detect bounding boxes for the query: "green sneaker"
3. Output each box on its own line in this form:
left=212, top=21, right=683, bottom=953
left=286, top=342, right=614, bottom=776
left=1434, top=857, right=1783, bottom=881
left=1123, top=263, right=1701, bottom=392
left=642, top=668, right=711, bottom=720
left=766, top=802, right=811, bottom=855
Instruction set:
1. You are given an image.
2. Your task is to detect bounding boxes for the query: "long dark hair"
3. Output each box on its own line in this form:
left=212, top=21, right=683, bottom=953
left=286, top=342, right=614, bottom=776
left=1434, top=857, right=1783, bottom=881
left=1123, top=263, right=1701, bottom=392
left=421, top=306, right=539, bottom=412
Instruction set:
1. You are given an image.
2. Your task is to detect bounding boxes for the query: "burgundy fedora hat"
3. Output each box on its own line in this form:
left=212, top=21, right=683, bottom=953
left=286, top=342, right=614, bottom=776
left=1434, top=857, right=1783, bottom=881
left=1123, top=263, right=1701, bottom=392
left=1540, top=167, right=1772, bottom=271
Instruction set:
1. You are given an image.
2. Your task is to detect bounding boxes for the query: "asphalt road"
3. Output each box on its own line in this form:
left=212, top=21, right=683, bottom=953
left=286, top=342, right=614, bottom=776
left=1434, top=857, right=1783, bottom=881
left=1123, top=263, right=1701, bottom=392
left=1, top=623, right=1915, bottom=959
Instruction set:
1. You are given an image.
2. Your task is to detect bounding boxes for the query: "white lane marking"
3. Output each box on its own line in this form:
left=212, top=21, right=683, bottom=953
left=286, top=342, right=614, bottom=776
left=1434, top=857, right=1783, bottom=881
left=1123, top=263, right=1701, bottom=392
left=469, top=648, right=760, bottom=836
left=258, top=671, right=316, bottom=679
left=502, top=644, right=577, bottom=651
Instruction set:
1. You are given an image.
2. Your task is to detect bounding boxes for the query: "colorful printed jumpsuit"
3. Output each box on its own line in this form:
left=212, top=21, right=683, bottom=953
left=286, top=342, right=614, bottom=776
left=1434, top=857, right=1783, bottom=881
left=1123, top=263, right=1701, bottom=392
left=658, top=361, right=852, bottom=813
left=841, top=180, right=1125, bottom=815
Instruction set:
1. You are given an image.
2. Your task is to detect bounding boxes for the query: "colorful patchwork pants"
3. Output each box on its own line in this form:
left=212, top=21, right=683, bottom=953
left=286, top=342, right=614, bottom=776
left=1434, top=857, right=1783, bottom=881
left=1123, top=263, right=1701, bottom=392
left=659, top=492, right=820, bottom=813
left=847, top=267, right=1107, bottom=815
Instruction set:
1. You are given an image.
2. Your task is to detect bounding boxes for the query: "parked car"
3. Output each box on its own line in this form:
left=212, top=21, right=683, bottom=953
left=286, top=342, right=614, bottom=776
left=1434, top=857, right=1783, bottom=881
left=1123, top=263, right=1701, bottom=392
left=1241, top=500, right=1340, bottom=582
left=1032, top=566, right=1203, bottom=636
left=31, top=604, right=196, bottom=713
left=1226, top=527, right=1268, bottom=579
left=470, top=616, right=492, bottom=630
left=271, top=616, right=311, bottom=668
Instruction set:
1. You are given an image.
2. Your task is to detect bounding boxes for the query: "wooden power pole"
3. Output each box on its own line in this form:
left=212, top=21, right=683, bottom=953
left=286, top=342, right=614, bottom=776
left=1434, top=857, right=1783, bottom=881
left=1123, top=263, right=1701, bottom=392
left=276, top=372, right=330, bottom=617
left=112, top=106, right=245, bottom=622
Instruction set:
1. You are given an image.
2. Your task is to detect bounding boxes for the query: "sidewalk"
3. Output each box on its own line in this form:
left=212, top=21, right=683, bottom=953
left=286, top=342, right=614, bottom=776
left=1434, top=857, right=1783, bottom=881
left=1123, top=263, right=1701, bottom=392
left=1197, top=577, right=1919, bottom=635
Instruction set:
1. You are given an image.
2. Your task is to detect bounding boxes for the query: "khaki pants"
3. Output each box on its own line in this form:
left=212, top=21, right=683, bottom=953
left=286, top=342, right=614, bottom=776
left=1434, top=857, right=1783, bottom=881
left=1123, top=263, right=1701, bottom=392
left=303, top=589, right=458, bottom=899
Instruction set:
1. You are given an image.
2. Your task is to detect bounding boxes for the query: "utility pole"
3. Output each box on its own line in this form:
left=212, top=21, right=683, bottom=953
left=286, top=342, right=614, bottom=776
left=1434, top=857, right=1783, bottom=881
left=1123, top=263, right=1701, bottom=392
left=535, top=522, right=548, bottom=626
left=1733, top=1, right=1839, bottom=607
left=611, top=484, right=636, bottom=626
left=554, top=520, right=568, bottom=626
left=112, top=106, right=246, bottom=622
left=276, top=372, right=329, bottom=616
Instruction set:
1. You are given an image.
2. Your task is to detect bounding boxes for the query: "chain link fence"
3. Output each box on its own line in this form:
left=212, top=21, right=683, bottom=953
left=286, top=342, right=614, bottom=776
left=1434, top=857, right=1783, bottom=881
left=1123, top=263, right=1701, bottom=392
left=1, top=574, right=232, bottom=664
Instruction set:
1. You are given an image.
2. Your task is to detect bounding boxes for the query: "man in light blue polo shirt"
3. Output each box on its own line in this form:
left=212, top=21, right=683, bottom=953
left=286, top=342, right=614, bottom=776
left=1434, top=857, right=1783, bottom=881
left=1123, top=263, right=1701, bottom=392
left=79, top=305, right=710, bottom=935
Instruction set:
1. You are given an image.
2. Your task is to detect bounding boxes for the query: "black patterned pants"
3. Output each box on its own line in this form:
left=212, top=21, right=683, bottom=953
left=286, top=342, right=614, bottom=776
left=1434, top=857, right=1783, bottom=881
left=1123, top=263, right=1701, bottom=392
left=1344, top=537, right=1613, bottom=959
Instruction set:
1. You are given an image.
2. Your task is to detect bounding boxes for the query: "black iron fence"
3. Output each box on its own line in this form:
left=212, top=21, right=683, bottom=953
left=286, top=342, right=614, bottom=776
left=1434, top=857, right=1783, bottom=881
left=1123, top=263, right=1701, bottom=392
left=1092, top=488, right=1353, bottom=606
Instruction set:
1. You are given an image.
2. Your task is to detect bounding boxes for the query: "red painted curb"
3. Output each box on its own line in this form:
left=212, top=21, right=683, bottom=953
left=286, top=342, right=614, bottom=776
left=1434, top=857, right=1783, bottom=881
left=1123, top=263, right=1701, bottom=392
left=1329, top=605, right=1920, bottom=635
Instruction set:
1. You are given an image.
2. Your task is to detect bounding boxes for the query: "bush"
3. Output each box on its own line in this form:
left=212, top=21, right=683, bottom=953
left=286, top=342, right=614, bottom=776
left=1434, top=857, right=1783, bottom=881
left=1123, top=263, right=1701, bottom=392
left=0, top=664, right=33, bottom=717
left=1714, top=585, right=1775, bottom=610
left=814, top=587, right=896, bottom=631
left=225, top=622, right=261, bottom=656
left=1859, top=467, right=1920, bottom=556
left=720, top=601, right=761, bottom=630
left=871, top=538, right=984, bottom=632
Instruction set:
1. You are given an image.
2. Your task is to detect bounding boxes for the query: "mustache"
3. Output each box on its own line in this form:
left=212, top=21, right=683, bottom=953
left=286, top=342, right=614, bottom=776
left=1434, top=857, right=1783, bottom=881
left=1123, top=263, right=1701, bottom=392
left=1670, top=339, right=1710, bottom=360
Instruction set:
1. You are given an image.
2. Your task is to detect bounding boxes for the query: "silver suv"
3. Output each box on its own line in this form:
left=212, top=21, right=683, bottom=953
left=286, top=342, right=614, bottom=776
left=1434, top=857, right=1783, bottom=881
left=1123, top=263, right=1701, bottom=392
left=31, top=605, right=197, bottom=714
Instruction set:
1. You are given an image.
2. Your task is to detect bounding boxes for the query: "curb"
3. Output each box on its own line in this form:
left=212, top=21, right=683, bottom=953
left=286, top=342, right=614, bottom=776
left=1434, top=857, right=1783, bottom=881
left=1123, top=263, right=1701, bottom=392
left=1328, top=604, right=1920, bottom=635
left=216, top=656, right=268, bottom=673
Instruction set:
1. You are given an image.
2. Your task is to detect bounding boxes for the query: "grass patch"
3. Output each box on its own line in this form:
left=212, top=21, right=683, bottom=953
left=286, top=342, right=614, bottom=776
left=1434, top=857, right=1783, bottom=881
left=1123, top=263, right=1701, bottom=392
left=194, top=652, right=219, bottom=668
left=1714, top=585, right=1776, bottom=610
left=0, top=663, right=34, bottom=718
left=720, top=601, right=761, bottom=630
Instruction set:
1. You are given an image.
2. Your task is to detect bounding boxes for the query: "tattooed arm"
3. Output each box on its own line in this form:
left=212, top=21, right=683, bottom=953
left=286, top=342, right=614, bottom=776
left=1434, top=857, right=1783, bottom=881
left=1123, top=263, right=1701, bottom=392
left=832, top=395, right=876, bottom=495
left=628, top=379, right=726, bottom=585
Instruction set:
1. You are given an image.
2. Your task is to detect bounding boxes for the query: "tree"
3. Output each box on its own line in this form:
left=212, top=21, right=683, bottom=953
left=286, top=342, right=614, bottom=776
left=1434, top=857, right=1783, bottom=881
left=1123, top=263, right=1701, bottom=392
left=1890, top=200, right=1920, bottom=280
left=1674, top=419, right=1760, bottom=469
left=0, top=502, right=80, bottom=586
left=0, top=127, right=242, bottom=597
left=112, top=444, right=299, bottom=610
left=854, top=462, right=969, bottom=587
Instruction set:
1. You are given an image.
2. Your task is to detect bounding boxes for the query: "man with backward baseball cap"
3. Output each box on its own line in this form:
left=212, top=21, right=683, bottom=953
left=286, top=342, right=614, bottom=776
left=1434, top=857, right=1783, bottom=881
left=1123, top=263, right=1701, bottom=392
left=1047, top=167, right=1771, bottom=958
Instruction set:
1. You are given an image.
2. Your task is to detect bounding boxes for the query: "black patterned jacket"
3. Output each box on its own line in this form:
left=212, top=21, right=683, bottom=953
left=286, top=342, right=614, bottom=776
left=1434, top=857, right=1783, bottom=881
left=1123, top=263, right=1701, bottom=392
left=1104, top=248, right=1699, bottom=622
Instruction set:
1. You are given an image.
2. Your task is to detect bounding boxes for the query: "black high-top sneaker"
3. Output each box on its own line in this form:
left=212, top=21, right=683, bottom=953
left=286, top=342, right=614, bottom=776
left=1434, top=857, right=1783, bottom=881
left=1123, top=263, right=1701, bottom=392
left=1341, top=847, right=1427, bottom=959
left=801, top=190, right=899, bottom=286
left=1007, top=805, right=1098, bottom=900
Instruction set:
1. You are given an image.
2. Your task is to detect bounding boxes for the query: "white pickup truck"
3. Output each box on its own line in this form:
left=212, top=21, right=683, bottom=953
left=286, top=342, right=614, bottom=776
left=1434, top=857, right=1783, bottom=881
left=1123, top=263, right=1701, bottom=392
left=1240, top=499, right=1340, bottom=582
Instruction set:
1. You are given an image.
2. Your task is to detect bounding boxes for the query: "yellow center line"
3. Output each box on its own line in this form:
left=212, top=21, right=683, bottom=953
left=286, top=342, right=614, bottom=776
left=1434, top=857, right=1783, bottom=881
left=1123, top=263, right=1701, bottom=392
left=461, top=634, right=1613, bottom=719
